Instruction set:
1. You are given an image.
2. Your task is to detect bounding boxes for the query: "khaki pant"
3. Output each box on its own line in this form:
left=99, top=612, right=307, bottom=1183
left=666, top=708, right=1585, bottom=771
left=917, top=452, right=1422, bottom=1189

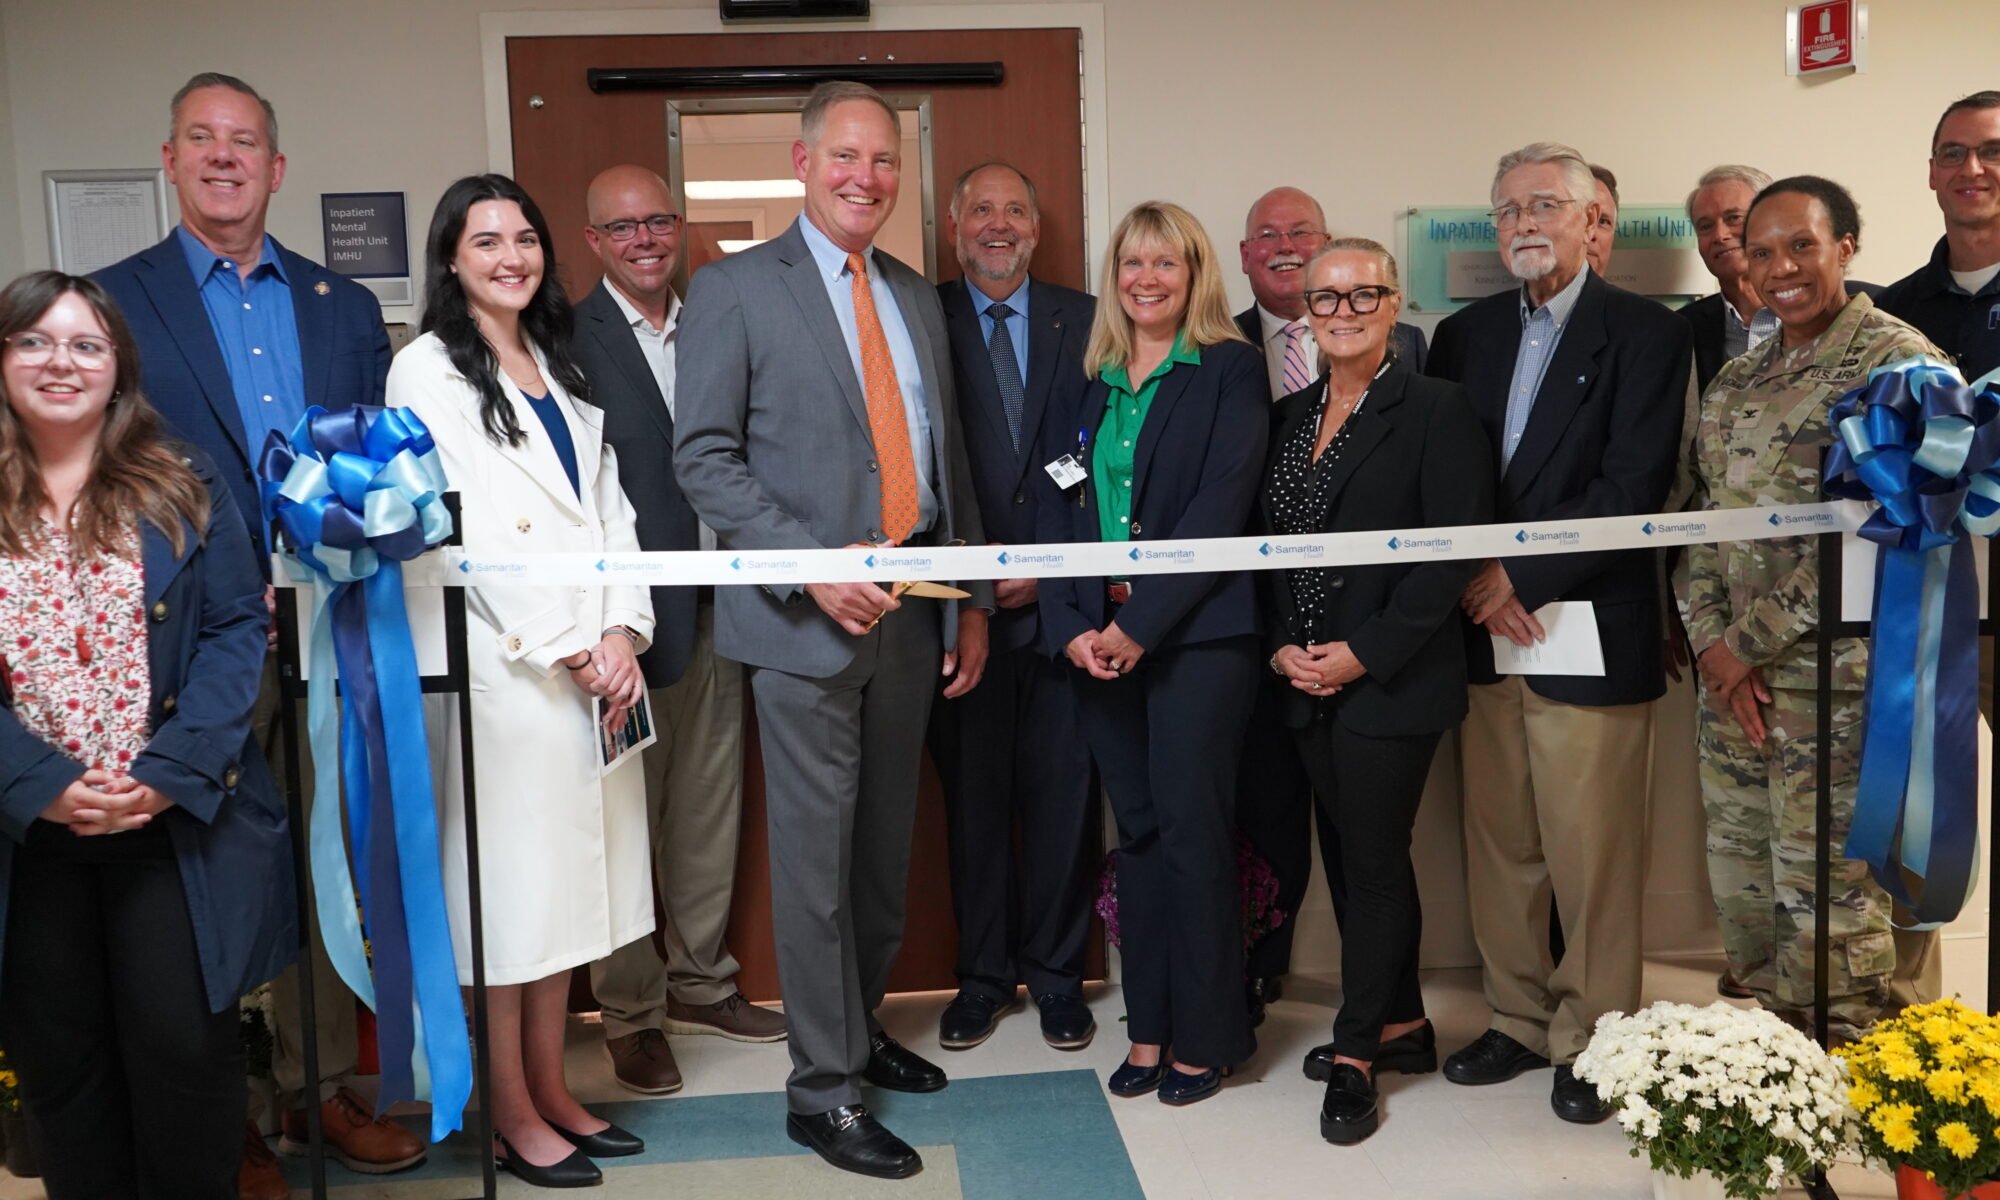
left=590, top=607, right=748, bottom=1037
left=1461, top=677, right=1652, bottom=1064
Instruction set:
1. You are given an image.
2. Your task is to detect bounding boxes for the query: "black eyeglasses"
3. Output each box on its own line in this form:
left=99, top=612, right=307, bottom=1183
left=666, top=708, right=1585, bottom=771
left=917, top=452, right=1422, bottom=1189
left=1304, top=286, right=1398, bottom=317
left=1933, top=141, right=2000, bottom=169
left=591, top=214, right=683, bottom=241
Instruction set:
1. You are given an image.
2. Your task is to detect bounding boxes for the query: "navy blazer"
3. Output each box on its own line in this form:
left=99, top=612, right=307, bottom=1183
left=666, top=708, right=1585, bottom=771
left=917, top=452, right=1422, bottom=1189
left=1036, top=337, right=1269, bottom=657
left=1234, top=305, right=1430, bottom=377
left=1428, top=271, right=1692, bottom=707
left=0, top=453, right=296, bottom=1012
left=939, top=276, right=1094, bottom=654
left=94, top=233, right=392, bottom=569
left=573, top=282, right=700, bottom=688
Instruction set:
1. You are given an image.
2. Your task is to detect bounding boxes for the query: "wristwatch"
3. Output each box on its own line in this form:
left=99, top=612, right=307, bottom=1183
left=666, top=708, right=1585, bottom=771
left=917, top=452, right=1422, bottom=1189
left=603, top=624, right=640, bottom=644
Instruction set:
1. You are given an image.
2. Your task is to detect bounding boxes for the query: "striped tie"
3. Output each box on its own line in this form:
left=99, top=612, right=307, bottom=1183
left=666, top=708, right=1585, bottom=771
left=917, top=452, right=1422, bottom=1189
left=847, top=253, right=920, bottom=542
left=984, top=301, right=1027, bottom=452
left=1281, top=321, right=1314, bottom=395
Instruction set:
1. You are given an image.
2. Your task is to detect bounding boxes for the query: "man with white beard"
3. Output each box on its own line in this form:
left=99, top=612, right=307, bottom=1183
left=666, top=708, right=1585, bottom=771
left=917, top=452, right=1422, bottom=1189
left=1427, top=142, right=1690, bottom=1127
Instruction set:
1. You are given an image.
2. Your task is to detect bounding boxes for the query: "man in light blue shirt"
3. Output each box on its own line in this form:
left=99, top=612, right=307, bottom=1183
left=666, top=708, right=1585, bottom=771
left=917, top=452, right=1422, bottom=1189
left=177, top=226, right=306, bottom=460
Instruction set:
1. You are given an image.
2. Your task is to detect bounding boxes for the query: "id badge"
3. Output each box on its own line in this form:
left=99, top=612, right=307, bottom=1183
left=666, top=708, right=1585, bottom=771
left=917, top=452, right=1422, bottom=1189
left=1044, top=454, right=1087, bottom=490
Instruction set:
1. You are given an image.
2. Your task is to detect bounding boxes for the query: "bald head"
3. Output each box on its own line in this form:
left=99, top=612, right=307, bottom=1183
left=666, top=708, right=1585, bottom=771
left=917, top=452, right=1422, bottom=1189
left=1240, top=187, right=1330, bottom=318
left=583, top=164, right=682, bottom=319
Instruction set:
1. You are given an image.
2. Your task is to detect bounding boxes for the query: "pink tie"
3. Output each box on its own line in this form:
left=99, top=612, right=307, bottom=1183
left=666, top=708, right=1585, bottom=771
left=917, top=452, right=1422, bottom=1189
left=1281, top=322, right=1314, bottom=396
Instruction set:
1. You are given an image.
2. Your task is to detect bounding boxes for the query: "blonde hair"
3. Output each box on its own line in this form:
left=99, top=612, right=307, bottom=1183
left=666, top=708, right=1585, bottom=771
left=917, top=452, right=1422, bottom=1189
left=1084, top=201, right=1246, bottom=378
left=1307, top=237, right=1402, bottom=289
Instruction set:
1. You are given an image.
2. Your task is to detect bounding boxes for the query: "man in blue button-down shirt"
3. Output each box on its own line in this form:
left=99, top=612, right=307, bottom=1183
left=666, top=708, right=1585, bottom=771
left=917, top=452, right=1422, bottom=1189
left=92, top=72, right=415, bottom=1191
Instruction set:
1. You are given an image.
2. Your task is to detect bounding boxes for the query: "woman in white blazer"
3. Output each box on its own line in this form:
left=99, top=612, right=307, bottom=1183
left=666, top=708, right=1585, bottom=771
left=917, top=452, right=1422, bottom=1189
left=389, top=174, right=654, bottom=1189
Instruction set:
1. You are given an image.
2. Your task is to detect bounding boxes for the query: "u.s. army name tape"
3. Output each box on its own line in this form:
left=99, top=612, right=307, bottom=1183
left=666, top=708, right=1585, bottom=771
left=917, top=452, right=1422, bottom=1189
left=276, top=501, right=1868, bottom=589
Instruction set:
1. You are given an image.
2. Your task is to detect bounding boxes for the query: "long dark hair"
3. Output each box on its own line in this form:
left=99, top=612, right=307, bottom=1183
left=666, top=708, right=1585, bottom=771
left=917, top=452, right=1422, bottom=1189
left=419, top=174, right=590, bottom=447
left=0, top=272, right=208, bottom=558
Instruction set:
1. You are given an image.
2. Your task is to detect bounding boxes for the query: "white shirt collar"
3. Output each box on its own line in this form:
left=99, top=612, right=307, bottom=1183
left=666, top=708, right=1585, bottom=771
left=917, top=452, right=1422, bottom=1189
left=1257, top=303, right=1307, bottom=345
left=604, top=279, right=680, bottom=336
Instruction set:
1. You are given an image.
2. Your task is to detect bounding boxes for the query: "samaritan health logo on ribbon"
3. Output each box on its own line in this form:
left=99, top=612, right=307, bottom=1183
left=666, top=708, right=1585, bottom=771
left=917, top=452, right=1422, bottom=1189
left=1825, top=356, right=2000, bottom=927
left=260, top=407, right=469, bottom=1140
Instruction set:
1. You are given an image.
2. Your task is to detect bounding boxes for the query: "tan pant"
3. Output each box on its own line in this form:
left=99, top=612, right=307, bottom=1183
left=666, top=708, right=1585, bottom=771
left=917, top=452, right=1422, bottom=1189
left=1461, top=676, right=1652, bottom=1064
left=590, top=607, right=748, bottom=1038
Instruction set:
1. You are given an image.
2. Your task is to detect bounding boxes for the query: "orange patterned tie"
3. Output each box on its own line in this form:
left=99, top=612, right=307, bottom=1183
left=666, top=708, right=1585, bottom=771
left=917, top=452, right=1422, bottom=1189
left=847, top=252, right=920, bottom=543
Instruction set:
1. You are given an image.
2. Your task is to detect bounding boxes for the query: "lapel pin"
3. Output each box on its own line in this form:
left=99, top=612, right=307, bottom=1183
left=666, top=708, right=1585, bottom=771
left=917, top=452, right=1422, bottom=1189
left=1053, top=319, right=1062, bottom=329
left=314, top=281, right=331, bottom=296
left=1576, top=375, right=1586, bottom=384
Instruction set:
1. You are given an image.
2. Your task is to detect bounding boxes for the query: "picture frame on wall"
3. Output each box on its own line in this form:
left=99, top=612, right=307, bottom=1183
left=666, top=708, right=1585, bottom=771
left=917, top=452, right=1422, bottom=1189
left=44, top=168, right=172, bottom=275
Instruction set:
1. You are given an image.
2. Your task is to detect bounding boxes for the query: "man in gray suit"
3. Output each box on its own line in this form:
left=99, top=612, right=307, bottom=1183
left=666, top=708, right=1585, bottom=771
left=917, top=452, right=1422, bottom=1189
left=674, top=80, right=991, bottom=1181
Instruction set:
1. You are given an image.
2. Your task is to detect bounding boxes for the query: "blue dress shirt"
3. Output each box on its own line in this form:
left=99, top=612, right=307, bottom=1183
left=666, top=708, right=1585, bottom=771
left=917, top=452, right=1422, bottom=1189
left=971, top=276, right=1030, bottom=383
left=1500, top=264, right=1590, bottom=471
left=176, top=226, right=305, bottom=458
left=523, top=392, right=581, bottom=498
left=796, top=216, right=939, bottom=533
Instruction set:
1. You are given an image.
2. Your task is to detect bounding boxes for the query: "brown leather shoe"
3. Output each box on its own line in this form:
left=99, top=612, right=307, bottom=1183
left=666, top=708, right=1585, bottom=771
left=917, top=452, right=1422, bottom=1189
left=1717, top=969, right=1755, bottom=999
left=665, top=992, right=788, bottom=1042
left=608, top=1027, right=685, bottom=1094
left=279, top=1087, right=425, bottom=1174
left=239, top=1120, right=290, bottom=1200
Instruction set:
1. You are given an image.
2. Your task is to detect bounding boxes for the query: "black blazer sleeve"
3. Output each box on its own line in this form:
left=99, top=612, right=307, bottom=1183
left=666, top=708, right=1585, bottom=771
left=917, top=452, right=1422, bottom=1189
left=1034, top=385, right=1093, bottom=658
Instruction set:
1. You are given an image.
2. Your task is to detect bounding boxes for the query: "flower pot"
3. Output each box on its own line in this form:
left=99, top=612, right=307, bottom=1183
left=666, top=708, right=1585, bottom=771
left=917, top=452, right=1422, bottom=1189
left=1, top=1111, right=41, bottom=1179
left=1895, top=1164, right=2000, bottom=1200
left=1651, top=1168, right=1734, bottom=1200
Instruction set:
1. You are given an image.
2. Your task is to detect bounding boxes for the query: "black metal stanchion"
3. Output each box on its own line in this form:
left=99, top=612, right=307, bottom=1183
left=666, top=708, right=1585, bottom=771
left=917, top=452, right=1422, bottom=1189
left=1805, top=530, right=1841, bottom=1200
left=273, top=580, right=325, bottom=1200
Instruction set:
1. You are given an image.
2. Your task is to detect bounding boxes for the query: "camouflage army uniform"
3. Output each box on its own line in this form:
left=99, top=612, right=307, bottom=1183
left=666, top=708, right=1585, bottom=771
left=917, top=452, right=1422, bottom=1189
left=1683, top=293, right=1940, bottom=1039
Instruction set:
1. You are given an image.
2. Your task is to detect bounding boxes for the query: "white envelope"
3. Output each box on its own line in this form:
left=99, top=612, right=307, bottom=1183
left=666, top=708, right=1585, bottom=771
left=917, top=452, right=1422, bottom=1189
left=1490, top=601, right=1606, bottom=676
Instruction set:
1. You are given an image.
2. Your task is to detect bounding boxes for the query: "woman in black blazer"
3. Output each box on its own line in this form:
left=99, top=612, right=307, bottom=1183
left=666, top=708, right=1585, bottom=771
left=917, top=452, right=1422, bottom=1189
left=1037, top=202, right=1268, bottom=1106
left=1260, top=240, right=1493, bottom=1145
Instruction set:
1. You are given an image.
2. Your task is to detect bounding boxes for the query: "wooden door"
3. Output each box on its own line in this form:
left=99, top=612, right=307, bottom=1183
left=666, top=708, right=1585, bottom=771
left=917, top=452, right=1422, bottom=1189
left=507, top=29, right=1093, bottom=1000
left=683, top=219, right=754, bottom=277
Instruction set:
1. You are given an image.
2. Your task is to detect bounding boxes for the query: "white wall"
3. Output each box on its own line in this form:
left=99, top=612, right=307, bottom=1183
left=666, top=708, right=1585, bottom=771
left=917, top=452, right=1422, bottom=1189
left=0, top=12, right=22, bottom=285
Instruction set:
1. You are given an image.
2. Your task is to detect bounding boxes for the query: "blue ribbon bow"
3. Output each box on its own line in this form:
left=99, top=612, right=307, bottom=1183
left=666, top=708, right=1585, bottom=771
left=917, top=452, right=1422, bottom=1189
left=1824, top=357, right=2000, bottom=927
left=261, top=406, right=469, bottom=1141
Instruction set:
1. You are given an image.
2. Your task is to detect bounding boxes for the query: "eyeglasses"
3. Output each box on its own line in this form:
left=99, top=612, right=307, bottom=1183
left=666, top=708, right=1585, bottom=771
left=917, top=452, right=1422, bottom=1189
left=1489, top=198, right=1578, bottom=228
left=1247, top=226, right=1328, bottom=249
left=1933, top=141, right=2000, bottom=169
left=1304, top=286, right=1398, bottom=317
left=3, top=332, right=115, bottom=369
left=591, top=214, right=683, bottom=241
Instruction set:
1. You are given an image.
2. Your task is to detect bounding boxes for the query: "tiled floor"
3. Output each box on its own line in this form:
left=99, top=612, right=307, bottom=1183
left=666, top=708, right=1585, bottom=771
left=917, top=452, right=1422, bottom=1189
left=5, top=944, right=1988, bottom=1199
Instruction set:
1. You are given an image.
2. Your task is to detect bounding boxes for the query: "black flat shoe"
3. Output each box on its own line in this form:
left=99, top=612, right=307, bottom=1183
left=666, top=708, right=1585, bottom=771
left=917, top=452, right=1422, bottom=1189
left=551, top=1119, right=643, bottom=1157
left=1551, top=1064, right=1611, bottom=1124
left=1036, top=994, right=1096, bottom=1050
left=1443, top=1029, right=1550, bottom=1085
left=1106, top=1058, right=1168, bottom=1097
left=786, top=1105, right=921, bottom=1179
left=938, top=990, right=1014, bottom=1049
left=495, top=1135, right=603, bottom=1188
left=864, top=1032, right=948, bottom=1093
left=1320, top=1064, right=1379, bottom=1145
left=1157, top=1065, right=1229, bottom=1106
left=1304, top=1023, right=1438, bottom=1082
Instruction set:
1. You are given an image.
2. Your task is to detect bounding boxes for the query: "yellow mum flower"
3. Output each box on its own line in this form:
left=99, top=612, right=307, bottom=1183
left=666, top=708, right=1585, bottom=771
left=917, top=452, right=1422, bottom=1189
left=1922, top=1016, right=1962, bottom=1047
left=1939, top=1122, right=1981, bottom=1161
left=1872, top=1103, right=1919, bottom=1135
left=1927, top=1068, right=1970, bottom=1104
left=1849, top=1079, right=1883, bottom=1111
left=1883, top=1052, right=1926, bottom=1082
left=1935, top=1040, right=1971, bottom=1068
left=1885, top=1122, right=1922, bottom=1156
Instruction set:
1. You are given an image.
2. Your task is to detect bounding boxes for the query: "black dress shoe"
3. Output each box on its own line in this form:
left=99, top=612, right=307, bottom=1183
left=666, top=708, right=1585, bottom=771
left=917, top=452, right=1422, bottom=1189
left=1245, top=976, right=1281, bottom=1029
left=1551, top=1065, right=1611, bottom=1124
left=786, top=1105, right=921, bottom=1179
left=1106, top=1058, right=1168, bottom=1097
left=938, top=991, right=1013, bottom=1050
left=864, top=1032, right=948, bottom=1093
left=1158, top=1065, right=1229, bottom=1106
left=495, top=1135, right=603, bottom=1188
left=1304, top=1023, right=1438, bottom=1082
left=1036, top=994, right=1096, bottom=1050
left=1443, top=1029, right=1550, bottom=1085
left=1320, top=1064, right=1379, bottom=1144
left=551, top=1119, right=644, bottom=1157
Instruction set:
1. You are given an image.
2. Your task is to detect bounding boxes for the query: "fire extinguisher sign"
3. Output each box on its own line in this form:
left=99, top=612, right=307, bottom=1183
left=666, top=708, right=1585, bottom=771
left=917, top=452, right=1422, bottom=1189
left=1787, top=0, right=1868, bottom=76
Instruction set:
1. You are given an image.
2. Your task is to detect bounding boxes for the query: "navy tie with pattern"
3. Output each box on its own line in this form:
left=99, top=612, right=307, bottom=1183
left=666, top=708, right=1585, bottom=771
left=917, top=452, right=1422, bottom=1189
left=985, top=301, right=1027, bottom=452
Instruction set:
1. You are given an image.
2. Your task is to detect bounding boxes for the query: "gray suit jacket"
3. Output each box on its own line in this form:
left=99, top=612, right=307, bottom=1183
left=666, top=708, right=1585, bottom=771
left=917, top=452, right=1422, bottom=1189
left=673, top=219, right=990, bottom=678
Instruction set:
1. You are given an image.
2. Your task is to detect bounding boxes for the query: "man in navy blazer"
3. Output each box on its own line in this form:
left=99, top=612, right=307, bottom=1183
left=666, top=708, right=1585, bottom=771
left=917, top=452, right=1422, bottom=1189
left=927, top=162, right=1098, bottom=1054
left=91, top=73, right=415, bottom=1187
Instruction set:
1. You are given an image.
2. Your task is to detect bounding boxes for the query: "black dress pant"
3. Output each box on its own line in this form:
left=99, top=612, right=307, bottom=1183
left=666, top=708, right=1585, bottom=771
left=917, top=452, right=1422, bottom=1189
left=1077, top=634, right=1258, bottom=1068
left=929, top=643, right=1098, bottom=1002
left=1293, top=714, right=1439, bottom=1060
left=0, top=820, right=242, bottom=1200
left=1236, top=674, right=1346, bottom=983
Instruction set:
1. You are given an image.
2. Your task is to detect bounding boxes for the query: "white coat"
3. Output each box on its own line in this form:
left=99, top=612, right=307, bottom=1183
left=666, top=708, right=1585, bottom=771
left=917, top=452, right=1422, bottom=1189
left=388, top=331, right=656, bottom=986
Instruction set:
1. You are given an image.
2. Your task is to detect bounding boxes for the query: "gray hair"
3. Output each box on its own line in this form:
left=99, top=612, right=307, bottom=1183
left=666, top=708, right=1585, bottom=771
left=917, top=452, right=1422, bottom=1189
left=949, top=160, right=1039, bottom=222
left=1684, top=164, right=1773, bottom=219
left=1490, top=142, right=1594, bottom=209
left=169, top=72, right=278, bottom=151
left=1305, top=236, right=1402, bottom=290
left=800, top=80, right=899, bottom=146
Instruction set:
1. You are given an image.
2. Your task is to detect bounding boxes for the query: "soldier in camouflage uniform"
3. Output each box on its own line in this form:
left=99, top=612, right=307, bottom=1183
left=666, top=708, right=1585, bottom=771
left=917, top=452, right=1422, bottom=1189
left=1685, top=280, right=1941, bottom=1040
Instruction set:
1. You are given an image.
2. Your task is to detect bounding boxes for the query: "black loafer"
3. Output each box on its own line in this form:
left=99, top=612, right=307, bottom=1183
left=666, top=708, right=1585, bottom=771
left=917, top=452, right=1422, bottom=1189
left=495, top=1135, right=602, bottom=1188
left=864, top=1032, right=948, bottom=1093
left=1551, top=1065, right=1611, bottom=1124
left=1304, top=1023, right=1437, bottom=1082
left=1106, top=1058, right=1168, bottom=1096
left=1036, top=994, right=1096, bottom=1050
left=786, top=1105, right=921, bottom=1179
left=1443, top=1029, right=1550, bottom=1085
left=938, top=990, right=1014, bottom=1050
left=552, top=1119, right=644, bottom=1157
left=1320, top=1064, right=1379, bottom=1144
left=1158, top=1065, right=1228, bottom=1106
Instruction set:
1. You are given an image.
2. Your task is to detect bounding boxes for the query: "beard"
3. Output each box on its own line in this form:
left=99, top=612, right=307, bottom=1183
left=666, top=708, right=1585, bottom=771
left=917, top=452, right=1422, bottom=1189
left=960, top=241, right=1032, bottom=282
left=1506, top=237, right=1557, bottom=281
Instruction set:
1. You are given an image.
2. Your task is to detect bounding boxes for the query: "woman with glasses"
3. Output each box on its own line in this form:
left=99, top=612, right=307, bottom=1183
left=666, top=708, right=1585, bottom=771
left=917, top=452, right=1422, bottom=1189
left=1035, top=201, right=1267, bottom=1106
left=389, top=175, right=654, bottom=1188
left=0, top=272, right=292, bottom=1197
left=1262, top=240, right=1492, bottom=1144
